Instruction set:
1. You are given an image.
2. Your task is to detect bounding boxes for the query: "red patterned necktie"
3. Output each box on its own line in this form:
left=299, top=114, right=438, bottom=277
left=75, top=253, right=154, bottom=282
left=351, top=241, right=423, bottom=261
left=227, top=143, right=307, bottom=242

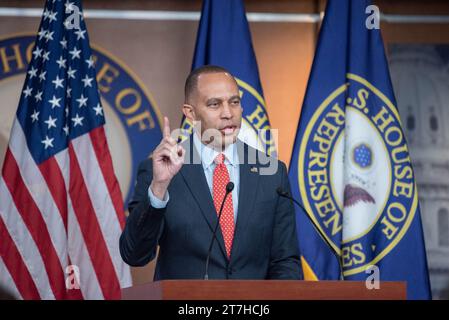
left=213, top=153, right=235, bottom=259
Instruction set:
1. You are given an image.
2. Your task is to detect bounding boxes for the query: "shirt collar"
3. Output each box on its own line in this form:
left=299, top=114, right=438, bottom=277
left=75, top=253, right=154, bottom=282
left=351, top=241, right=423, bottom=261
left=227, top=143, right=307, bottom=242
left=193, top=131, right=238, bottom=169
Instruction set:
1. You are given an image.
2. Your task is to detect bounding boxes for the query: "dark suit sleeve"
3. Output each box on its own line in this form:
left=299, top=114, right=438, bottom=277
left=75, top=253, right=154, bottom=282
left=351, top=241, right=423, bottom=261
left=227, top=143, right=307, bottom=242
left=119, top=159, right=165, bottom=267
left=267, top=161, right=303, bottom=280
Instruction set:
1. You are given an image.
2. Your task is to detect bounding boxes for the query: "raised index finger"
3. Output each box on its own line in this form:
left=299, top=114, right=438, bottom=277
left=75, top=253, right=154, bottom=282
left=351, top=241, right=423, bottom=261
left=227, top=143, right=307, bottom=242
left=163, top=116, right=171, bottom=138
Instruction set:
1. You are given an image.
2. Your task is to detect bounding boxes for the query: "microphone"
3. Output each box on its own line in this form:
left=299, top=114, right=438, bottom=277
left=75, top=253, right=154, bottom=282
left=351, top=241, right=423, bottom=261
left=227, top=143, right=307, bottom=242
left=204, top=182, right=235, bottom=280
left=276, top=187, right=343, bottom=279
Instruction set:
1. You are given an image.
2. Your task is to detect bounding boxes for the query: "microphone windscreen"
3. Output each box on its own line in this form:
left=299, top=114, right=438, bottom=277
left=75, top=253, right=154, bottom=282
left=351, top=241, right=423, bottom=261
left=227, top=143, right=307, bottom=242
left=226, top=182, right=234, bottom=193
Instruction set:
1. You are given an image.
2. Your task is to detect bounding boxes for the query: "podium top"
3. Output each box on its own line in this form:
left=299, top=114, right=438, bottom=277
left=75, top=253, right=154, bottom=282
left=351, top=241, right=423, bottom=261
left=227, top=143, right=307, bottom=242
left=121, top=280, right=406, bottom=300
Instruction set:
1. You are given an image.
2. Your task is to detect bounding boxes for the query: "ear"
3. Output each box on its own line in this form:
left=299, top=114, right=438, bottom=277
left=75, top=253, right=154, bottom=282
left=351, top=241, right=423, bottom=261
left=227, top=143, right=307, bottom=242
left=182, top=104, right=196, bottom=122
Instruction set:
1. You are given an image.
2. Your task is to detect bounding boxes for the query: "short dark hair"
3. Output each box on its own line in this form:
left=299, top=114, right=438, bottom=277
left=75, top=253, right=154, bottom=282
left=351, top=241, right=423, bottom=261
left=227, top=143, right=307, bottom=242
left=184, top=65, right=236, bottom=103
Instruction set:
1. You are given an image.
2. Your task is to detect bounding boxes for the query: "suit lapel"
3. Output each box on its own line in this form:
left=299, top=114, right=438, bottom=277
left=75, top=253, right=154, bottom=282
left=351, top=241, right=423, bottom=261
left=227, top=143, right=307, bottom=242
left=179, top=136, right=227, bottom=260
left=231, top=143, right=260, bottom=261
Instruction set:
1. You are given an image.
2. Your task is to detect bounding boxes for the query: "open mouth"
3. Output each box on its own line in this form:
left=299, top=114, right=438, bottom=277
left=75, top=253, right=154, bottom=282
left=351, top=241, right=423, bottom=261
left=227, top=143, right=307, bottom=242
left=219, top=125, right=237, bottom=135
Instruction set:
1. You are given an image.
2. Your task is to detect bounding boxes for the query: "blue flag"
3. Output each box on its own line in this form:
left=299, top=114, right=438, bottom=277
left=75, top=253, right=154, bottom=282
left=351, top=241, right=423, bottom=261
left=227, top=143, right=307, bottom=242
left=179, top=0, right=276, bottom=156
left=288, top=0, right=431, bottom=299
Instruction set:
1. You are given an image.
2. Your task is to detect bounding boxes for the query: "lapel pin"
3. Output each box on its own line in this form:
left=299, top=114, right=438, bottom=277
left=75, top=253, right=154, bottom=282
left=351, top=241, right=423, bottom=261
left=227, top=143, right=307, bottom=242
left=250, top=167, right=258, bottom=173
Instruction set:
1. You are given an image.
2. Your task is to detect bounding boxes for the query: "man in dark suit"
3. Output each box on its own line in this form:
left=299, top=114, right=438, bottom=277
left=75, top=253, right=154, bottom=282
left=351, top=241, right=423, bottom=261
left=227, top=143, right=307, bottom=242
left=119, top=65, right=302, bottom=280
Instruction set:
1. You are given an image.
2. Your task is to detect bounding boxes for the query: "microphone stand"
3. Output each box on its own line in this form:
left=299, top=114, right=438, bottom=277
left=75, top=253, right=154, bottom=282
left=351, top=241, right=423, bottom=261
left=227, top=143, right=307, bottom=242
left=204, top=182, right=234, bottom=280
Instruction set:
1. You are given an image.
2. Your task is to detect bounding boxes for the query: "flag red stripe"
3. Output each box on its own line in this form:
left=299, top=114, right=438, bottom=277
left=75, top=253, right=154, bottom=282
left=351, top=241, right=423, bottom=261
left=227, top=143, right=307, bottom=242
left=89, top=127, right=126, bottom=229
left=2, top=149, right=67, bottom=299
left=68, top=144, right=121, bottom=300
left=64, top=255, right=85, bottom=300
left=38, top=157, right=68, bottom=232
left=38, top=159, right=84, bottom=299
left=0, top=217, right=40, bottom=300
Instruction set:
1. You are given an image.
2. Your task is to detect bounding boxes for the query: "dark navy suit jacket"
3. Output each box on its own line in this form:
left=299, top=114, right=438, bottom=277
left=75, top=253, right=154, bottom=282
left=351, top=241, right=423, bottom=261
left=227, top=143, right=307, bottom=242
left=119, top=137, right=302, bottom=280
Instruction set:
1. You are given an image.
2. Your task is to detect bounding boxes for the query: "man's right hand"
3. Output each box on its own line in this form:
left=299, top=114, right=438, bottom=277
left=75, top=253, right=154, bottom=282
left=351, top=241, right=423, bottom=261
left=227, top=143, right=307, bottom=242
left=150, top=116, right=185, bottom=200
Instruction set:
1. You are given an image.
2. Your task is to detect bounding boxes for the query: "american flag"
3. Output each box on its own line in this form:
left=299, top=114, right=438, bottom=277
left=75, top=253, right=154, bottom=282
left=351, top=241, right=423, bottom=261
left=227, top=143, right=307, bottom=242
left=0, top=0, right=132, bottom=299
